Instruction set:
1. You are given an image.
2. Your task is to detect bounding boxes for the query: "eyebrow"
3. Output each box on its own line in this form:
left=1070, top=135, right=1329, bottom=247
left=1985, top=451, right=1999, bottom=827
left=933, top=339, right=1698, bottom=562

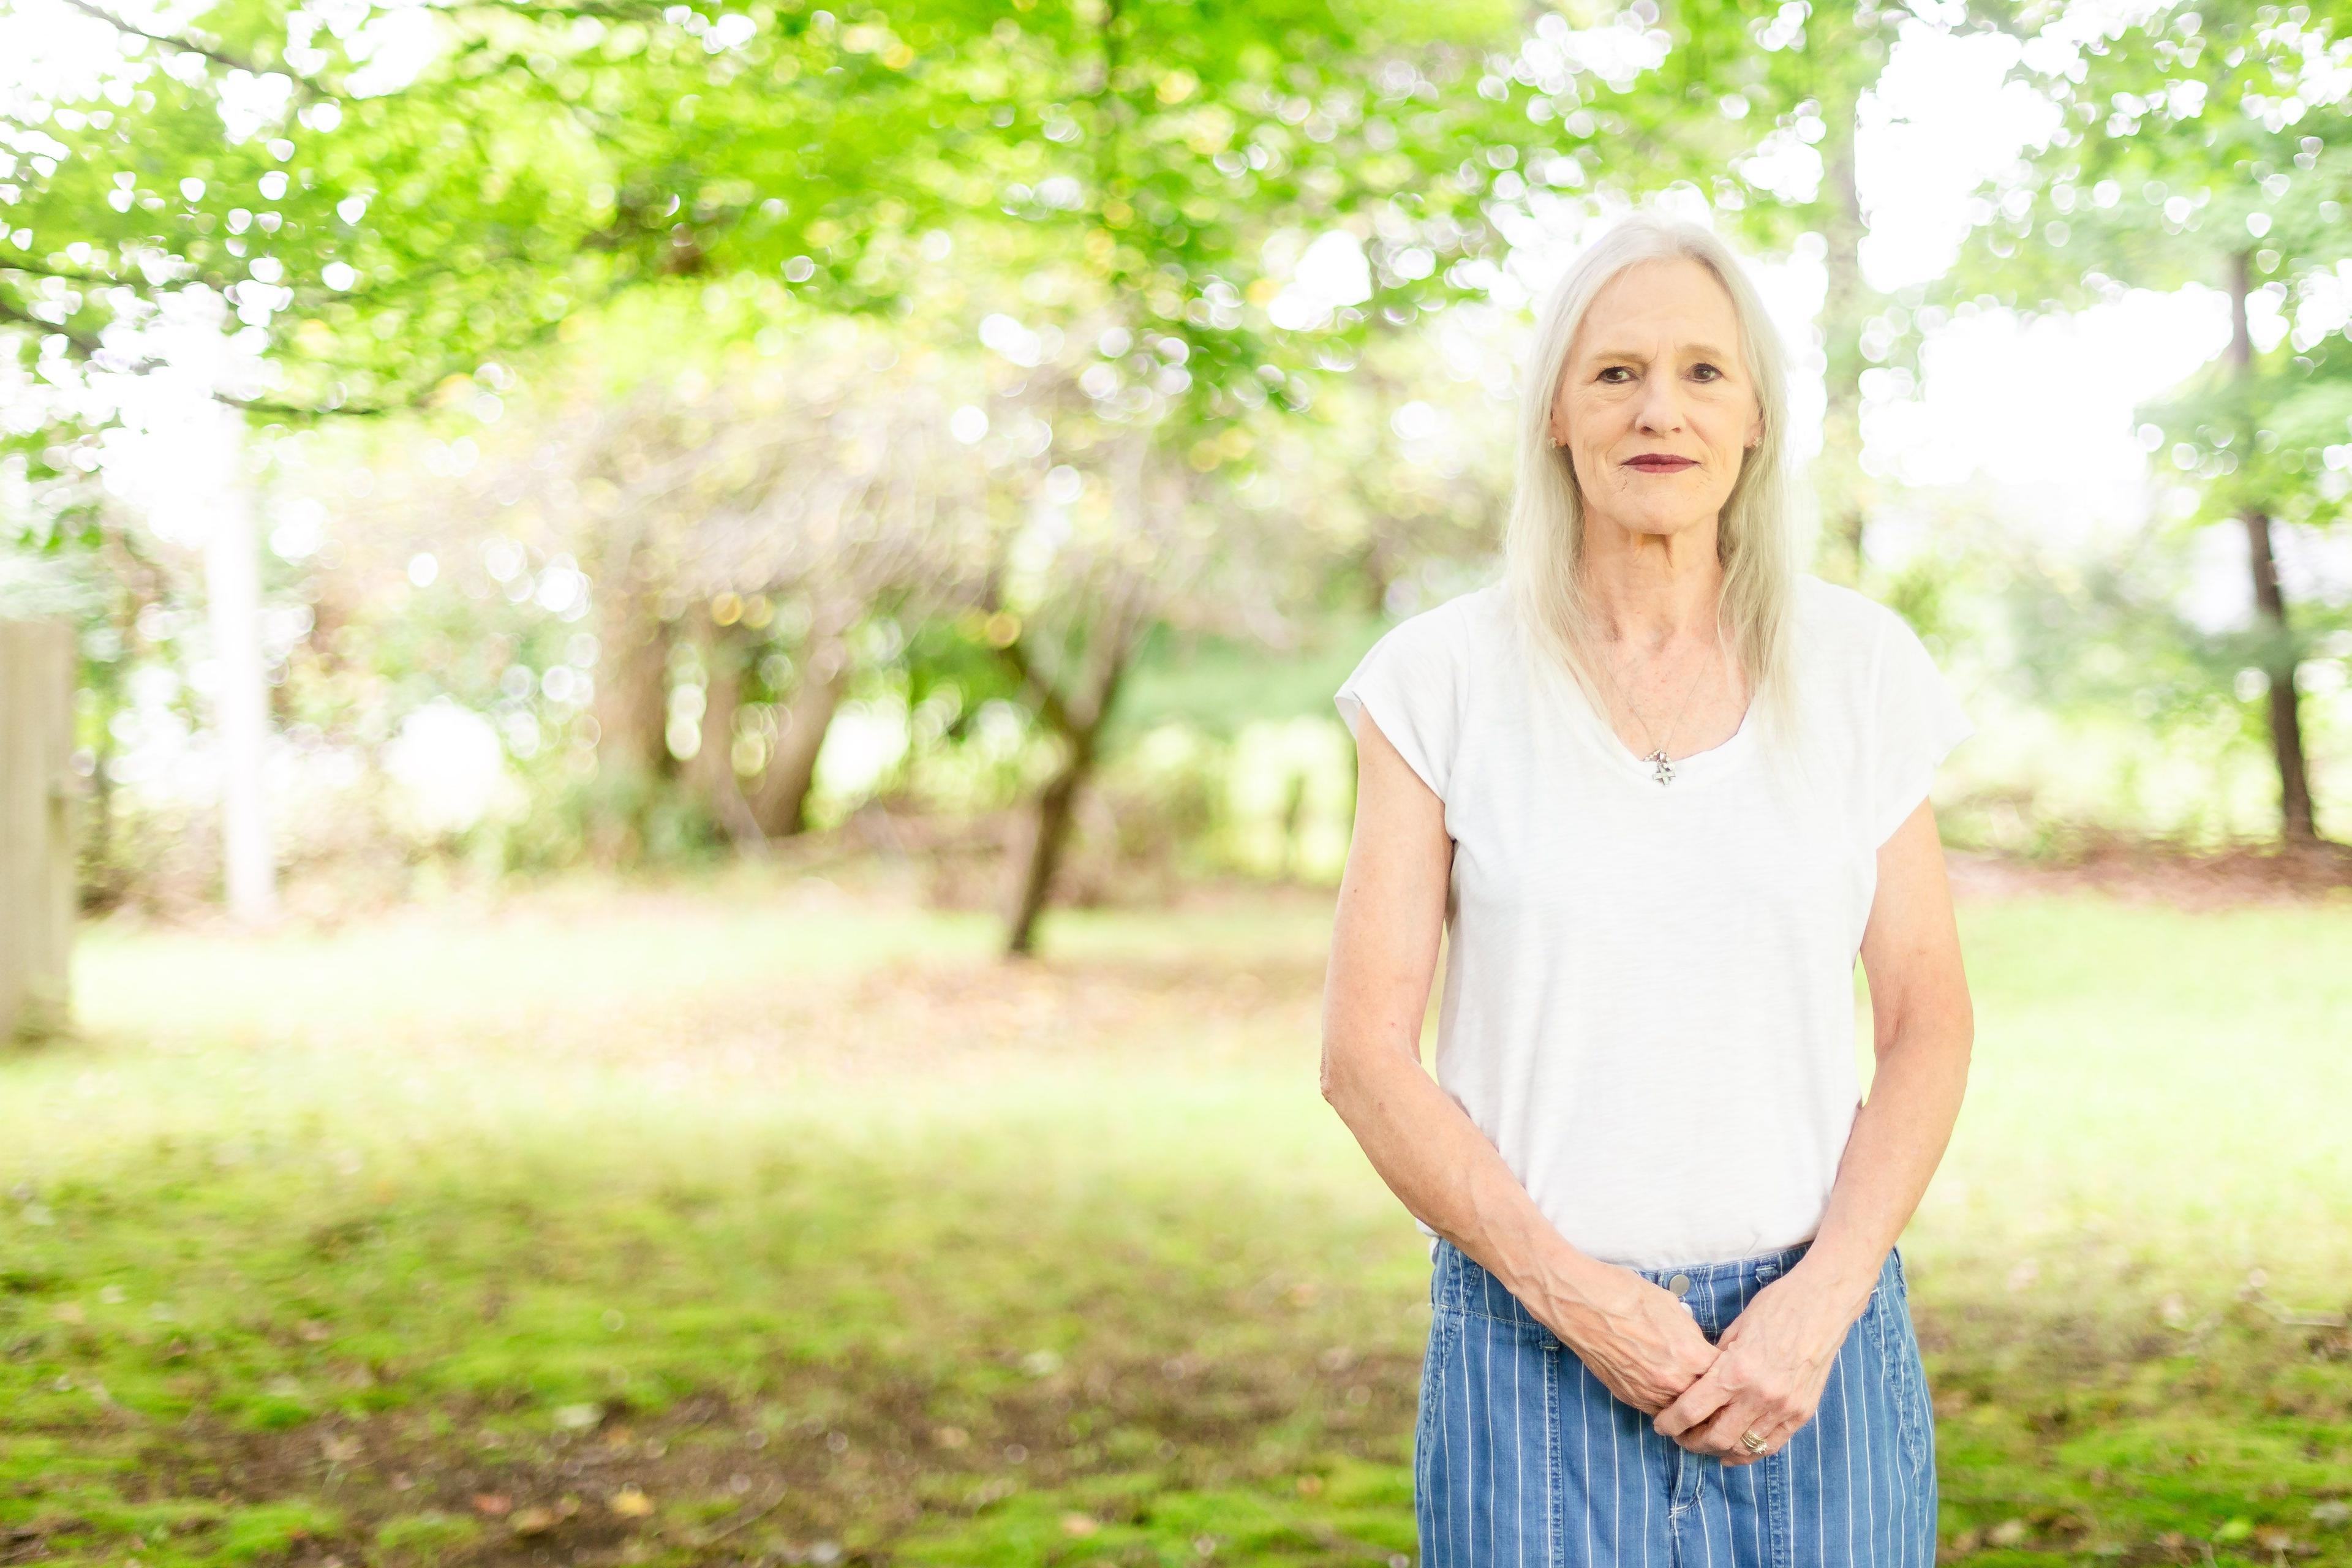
left=1585, top=343, right=1738, bottom=362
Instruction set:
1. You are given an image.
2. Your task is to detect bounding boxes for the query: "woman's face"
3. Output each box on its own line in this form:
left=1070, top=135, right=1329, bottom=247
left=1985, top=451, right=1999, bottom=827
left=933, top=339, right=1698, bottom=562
left=1548, top=257, right=1765, bottom=545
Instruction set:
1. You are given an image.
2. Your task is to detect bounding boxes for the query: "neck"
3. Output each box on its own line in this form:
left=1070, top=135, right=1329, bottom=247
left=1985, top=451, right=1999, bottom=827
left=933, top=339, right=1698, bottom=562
left=1575, top=511, right=1725, bottom=648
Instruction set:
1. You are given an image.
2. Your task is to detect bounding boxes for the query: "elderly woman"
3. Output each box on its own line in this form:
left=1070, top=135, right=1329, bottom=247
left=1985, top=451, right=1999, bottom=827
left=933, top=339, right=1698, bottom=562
left=1320, top=210, right=1973, bottom=1566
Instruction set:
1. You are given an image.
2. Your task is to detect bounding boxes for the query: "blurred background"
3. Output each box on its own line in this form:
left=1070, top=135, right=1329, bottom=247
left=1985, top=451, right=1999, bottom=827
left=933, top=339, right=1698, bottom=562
left=1, top=0, right=2348, bottom=1563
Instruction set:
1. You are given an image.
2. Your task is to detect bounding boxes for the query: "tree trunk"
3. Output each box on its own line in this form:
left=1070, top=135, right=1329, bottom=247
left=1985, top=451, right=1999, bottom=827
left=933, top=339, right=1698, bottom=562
left=1817, top=80, right=1869, bottom=584
left=997, top=440, right=1158, bottom=957
left=2227, top=250, right=2318, bottom=843
left=749, top=621, right=852, bottom=838
left=1357, top=538, right=1393, bottom=617
left=595, top=597, right=675, bottom=784
left=2241, top=507, right=2316, bottom=840
left=1004, top=741, right=1090, bottom=957
left=690, top=617, right=769, bottom=855
left=1004, top=660, right=1126, bottom=957
left=205, top=440, right=277, bottom=925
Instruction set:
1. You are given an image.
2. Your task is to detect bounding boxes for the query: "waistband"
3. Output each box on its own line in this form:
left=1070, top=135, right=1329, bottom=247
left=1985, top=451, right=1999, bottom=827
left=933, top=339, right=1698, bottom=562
left=1431, top=1235, right=1905, bottom=1343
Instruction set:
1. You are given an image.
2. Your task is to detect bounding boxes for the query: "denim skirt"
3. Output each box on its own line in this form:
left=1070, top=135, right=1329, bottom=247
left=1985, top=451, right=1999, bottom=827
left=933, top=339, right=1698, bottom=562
left=1414, top=1237, right=1937, bottom=1567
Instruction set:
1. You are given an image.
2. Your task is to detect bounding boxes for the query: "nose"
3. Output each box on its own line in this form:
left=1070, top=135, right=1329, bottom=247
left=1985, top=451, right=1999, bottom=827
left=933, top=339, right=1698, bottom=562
left=1635, top=369, right=1685, bottom=434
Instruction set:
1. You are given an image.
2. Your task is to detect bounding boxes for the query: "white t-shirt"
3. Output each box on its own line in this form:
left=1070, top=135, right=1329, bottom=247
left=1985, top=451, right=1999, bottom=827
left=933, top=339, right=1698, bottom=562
left=1332, top=572, right=1974, bottom=1271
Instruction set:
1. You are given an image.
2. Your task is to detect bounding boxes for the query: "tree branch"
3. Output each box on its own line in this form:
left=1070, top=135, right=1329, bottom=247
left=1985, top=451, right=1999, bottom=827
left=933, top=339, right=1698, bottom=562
left=55, top=0, right=337, bottom=103
left=222, top=391, right=391, bottom=417
left=0, top=293, right=115, bottom=361
left=1, top=257, right=129, bottom=287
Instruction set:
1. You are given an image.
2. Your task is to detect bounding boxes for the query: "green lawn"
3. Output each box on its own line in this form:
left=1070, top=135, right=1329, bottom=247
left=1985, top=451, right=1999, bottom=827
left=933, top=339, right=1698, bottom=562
left=2, top=869, right=2348, bottom=1566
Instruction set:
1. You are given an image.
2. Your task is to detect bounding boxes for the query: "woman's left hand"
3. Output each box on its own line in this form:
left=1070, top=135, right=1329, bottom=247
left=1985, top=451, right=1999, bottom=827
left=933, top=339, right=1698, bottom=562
left=1646, top=1268, right=1866, bottom=1465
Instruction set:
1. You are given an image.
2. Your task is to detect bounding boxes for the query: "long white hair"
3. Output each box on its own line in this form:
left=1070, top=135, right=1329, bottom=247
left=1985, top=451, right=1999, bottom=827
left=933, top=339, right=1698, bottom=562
left=1503, top=209, right=1806, bottom=766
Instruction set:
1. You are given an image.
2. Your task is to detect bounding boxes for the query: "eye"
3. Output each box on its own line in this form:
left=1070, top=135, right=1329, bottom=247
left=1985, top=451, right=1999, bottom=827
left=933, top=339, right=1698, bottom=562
left=1691, top=363, right=1724, bottom=382
left=1598, top=366, right=1634, bottom=383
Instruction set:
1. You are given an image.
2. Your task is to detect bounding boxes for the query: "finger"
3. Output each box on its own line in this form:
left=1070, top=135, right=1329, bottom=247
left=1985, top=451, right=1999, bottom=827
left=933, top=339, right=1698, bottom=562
left=1685, top=1398, right=1761, bottom=1457
left=1652, top=1373, right=1729, bottom=1441
left=1706, top=1408, right=1785, bottom=1463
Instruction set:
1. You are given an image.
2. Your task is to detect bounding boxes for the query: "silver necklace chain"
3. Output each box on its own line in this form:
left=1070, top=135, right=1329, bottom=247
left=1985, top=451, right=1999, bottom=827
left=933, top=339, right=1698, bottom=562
left=1594, top=638, right=1715, bottom=785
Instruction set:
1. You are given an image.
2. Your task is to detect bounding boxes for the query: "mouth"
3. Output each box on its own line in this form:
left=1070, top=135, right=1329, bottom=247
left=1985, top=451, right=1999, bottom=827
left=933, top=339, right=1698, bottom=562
left=1624, top=455, right=1698, bottom=473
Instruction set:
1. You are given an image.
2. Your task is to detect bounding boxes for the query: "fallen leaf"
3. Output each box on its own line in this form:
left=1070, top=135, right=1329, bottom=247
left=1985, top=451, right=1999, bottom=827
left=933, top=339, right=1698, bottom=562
left=510, top=1507, right=558, bottom=1536
left=609, top=1488, right=655, bottom=1519
left=471, top=1494, right=512, bottom=1518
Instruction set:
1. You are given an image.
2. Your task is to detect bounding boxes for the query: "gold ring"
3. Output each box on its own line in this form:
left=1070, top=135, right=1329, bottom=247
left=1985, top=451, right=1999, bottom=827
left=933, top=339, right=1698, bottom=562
left=1740, top=1430, right=1768, bottom=1453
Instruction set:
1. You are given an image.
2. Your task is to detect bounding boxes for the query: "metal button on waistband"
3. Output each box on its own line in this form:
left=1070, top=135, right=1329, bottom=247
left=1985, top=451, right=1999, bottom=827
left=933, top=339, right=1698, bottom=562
left=1667, top=1273, right=1692, bottom=1297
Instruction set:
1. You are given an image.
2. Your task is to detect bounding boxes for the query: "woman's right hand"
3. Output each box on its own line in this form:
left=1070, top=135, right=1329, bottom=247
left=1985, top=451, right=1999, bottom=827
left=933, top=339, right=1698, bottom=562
left=1545, top=1271, right=1721, bottom=1416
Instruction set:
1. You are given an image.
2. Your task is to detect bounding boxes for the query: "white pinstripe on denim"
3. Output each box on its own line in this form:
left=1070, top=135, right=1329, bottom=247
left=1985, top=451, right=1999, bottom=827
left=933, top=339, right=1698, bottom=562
left=1414, top=1238, right=1937, bottom=1567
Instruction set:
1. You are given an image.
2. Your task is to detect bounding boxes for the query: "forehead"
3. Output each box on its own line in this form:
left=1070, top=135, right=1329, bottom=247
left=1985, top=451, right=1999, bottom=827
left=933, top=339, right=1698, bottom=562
left=1571, top=257, right=1744, bottom=358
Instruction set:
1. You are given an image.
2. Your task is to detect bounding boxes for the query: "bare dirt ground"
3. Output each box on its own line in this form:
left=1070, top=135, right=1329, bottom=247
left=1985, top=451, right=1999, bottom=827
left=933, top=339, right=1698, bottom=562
left=1942, top=838, right=2352, bottom=913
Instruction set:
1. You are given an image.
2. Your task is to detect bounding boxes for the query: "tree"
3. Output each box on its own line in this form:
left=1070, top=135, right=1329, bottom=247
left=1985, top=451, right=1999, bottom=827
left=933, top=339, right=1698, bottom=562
left=3, top=0, right=961, bottom=908
left=1608, top=2, right=2025, bottom=584
left=783, top=0, right=1634, bottom=952
left=21, top=0, right=2027, bottom=930
left=2, top=0, right=957, bottom=425
left=310, top=294, right=1011, bottom=861
left=7, top=0, right=1601, bottom=932
left=1932, top=0, right=2351, bottom=846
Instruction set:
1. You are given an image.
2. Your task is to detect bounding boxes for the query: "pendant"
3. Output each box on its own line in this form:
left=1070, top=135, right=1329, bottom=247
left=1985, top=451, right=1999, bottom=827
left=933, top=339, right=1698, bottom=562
left=1644, top=749, right=1675, bottom=785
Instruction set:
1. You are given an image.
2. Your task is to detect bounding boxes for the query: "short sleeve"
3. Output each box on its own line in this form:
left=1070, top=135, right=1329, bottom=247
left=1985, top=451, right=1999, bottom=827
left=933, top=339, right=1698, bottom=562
left=1869, top=609, right=1975, bottom=848
left=1333, top=606, right=1462, bottom=803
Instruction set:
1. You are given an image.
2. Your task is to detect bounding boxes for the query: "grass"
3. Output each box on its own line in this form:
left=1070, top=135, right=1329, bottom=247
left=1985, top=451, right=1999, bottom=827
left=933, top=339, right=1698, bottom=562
left=1, top=866, right=2348, bottom=1566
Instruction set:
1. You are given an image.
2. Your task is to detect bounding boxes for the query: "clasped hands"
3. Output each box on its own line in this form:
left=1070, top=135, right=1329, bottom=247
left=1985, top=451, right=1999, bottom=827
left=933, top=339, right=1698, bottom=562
left=1552, top=1267, right=1853, bottom=1466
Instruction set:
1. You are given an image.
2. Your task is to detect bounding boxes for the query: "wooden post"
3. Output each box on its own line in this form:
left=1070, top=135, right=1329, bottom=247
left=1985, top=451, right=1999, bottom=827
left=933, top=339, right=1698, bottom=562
left=0, top=619, right=75, bottom=1041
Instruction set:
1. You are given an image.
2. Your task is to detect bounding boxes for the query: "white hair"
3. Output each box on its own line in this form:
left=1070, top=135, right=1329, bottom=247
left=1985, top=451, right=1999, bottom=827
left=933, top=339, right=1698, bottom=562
left=1502, top=208, right=1807, bottom=771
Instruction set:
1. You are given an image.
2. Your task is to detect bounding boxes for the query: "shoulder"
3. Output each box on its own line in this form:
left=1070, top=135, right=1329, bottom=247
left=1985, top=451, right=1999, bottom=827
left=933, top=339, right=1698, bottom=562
left=1787, top=572, right=1920, bottom=679
left=1790, top=572, right=1900, bottom=648
left=1335, top=581, right=1502, bottom=801
left=1364, top=579, right=1506, bottom=664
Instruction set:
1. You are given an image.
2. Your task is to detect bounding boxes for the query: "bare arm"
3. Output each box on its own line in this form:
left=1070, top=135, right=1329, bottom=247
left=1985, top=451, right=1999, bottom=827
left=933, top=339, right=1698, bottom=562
left=1654, top=792, right=1974, bottom=1461
left=1790, top=794, right=1975, bottom=1311
left=1319, top=710, right=1714, bottom=1412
